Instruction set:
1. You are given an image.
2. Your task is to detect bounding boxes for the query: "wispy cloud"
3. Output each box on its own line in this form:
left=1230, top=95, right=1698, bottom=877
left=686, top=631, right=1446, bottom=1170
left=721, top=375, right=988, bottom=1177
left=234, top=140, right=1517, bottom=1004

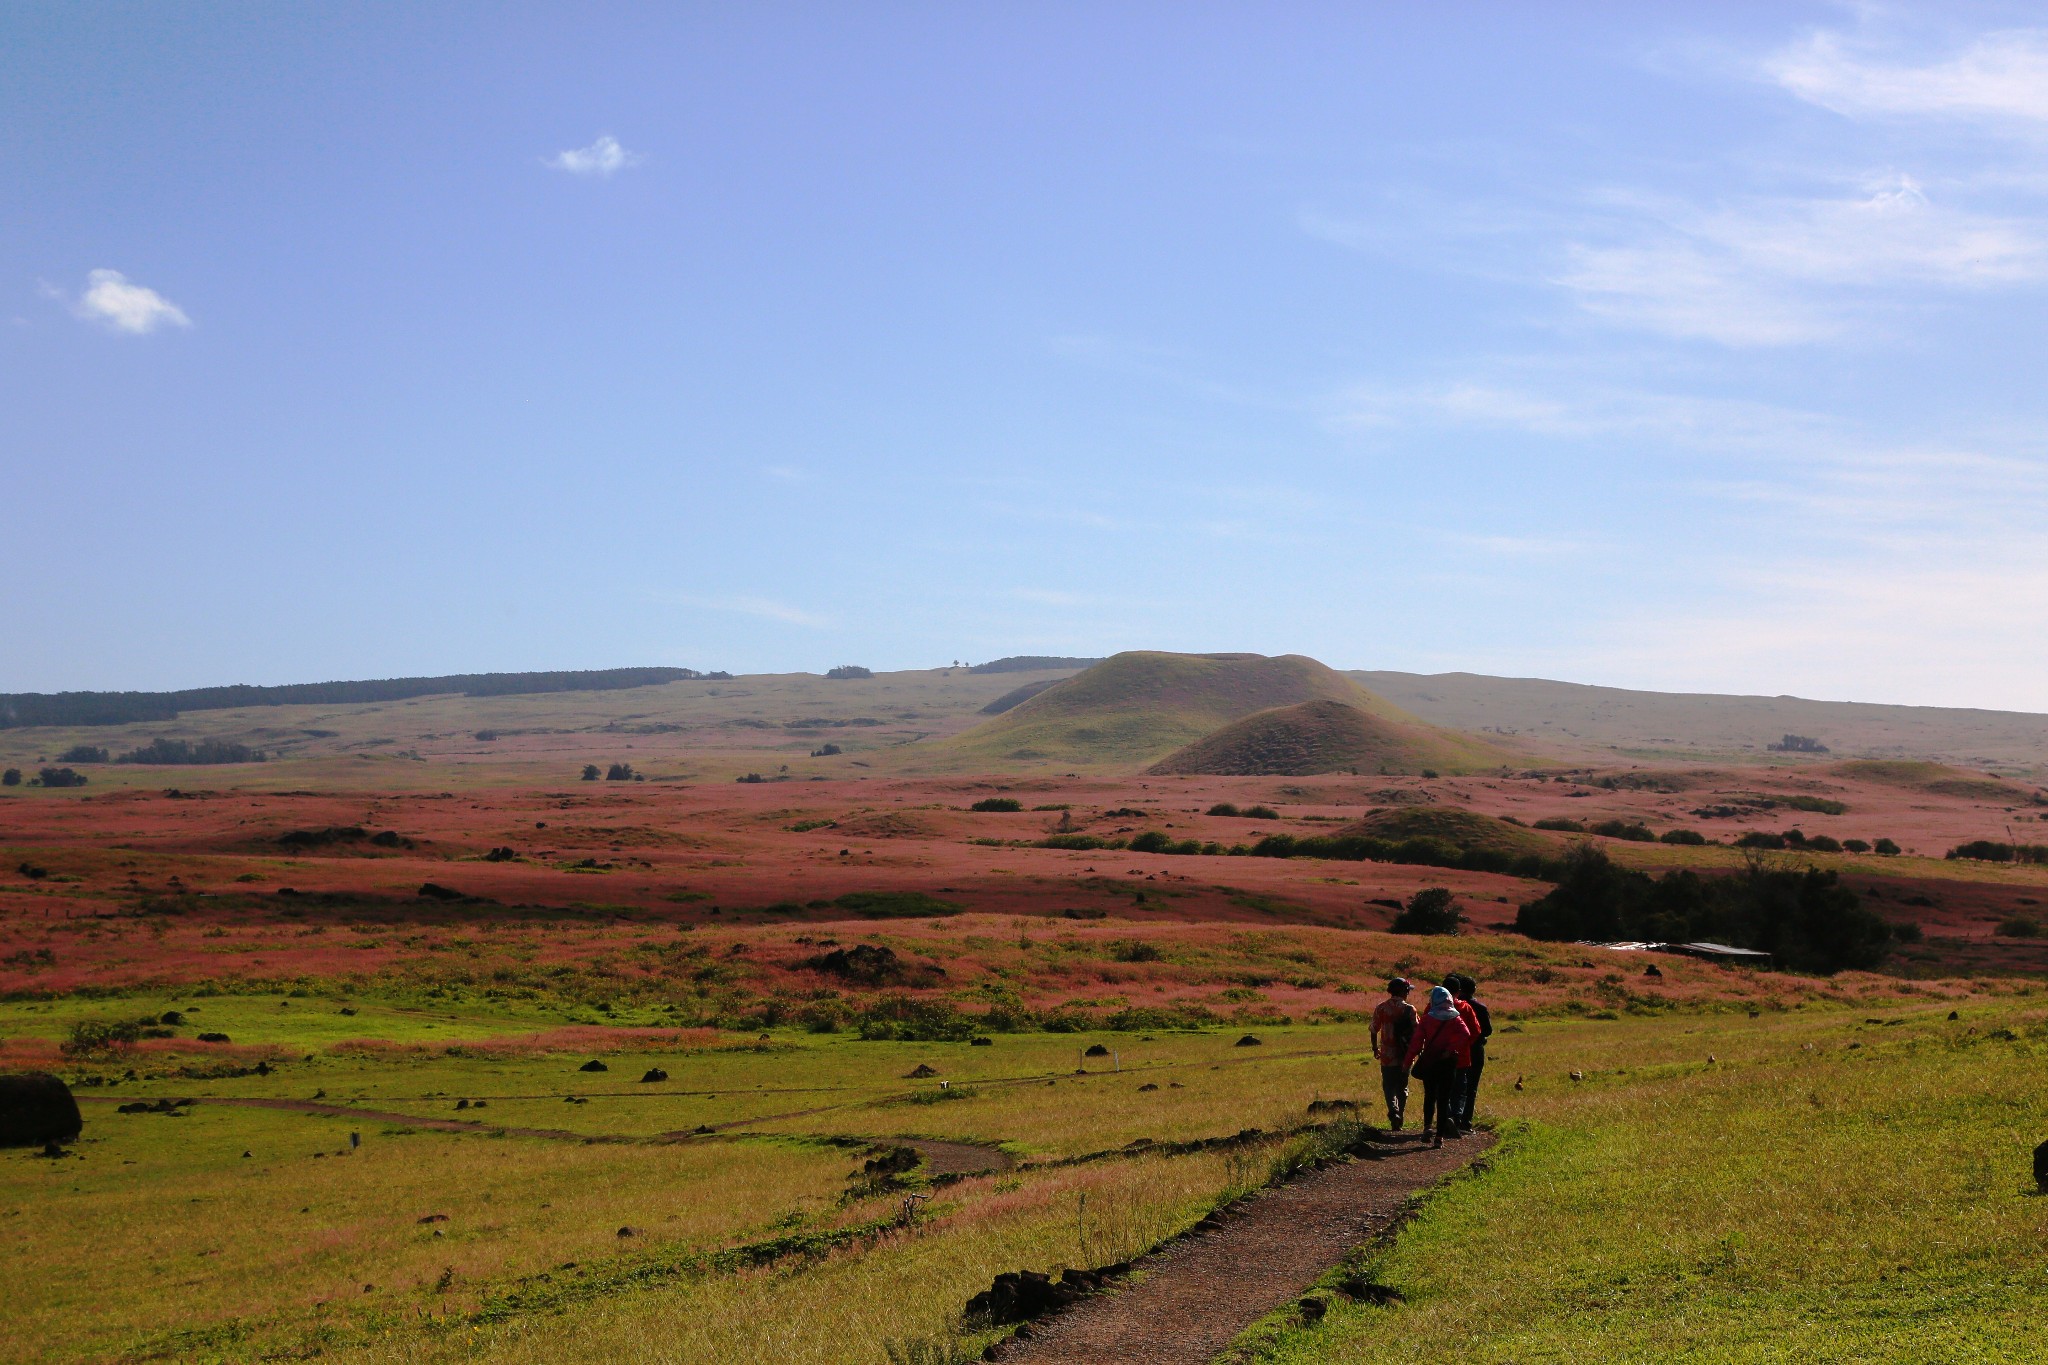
left=546, top=134, right=641, bottom=177
left=656, top=593, right=829, bottom=627
left=57, top=269, right=191, bottom=334
left=1766, top=27, right=2048, bottom=125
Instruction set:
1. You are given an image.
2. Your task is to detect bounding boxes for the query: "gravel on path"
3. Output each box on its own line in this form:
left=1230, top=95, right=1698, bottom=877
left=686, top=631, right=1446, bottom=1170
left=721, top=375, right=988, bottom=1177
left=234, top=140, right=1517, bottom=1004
left=997, top=1131, right=1494, bottom=1365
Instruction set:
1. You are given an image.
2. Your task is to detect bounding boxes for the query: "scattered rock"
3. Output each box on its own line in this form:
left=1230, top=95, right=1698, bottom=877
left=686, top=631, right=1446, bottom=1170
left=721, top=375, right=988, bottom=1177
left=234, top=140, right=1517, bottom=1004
left=1298, top=1294, right=1329, bottom=1321
left=640, top=1068, right=669, bottom=1083
left=616, top=1226, right=639, bottom=1238
left=1083, top=1043, right=1111, bottom=1057
left=906, top=1063, right=939, bottom=1079
left=1949, top=1010, right=1960, bottom=1021
left=417, top=882, right=464, bottom=901
left=1306, top=1098, right=1357, bottom=1114
left=0, top=1072, right=83, bottom=1147
left=970, top=1036, right=994, bottom=1047
left=1333, top=1277, right=1404, bottom=1305
left=197, top=1032, right=231, bottom=1043
left=1137, top=1083, right=1159, bottom=1092
left=418, top=1213, right=449, bottom=1224
left=964, top=1262, right=1134, bottom=1325
left=578, top=1060, right=609, bottom=1073
left=1644, top=963, right=1663, bottom=978
left=484, top=846, right=517, bottom=862
left=1235, top=1035, right=1262, bottom=1047
left=455, top=1099, right=469, bottom=1110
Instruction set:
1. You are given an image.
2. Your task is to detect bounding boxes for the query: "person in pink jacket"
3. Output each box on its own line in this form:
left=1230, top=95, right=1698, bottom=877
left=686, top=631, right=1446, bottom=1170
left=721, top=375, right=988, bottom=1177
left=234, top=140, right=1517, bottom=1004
left=1405, top=984, right=1474, bottom=1148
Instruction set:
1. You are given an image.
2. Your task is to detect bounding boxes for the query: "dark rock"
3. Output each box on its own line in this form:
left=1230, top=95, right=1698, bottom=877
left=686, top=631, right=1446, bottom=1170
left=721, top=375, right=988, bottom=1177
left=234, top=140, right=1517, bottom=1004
left=1137, top=1083, right=1159, bottom=1092
left=197, top=1032, right=231, bottom=1043
left=970, top=1036, right=994, bottom=1047
left=1083, top=1043, right=1111, bottom=1057
left=1306, top=1098, right=1357, bottom=1114
left=1235, top=1034, right=1262, bottom=1047
left=0, top=1072, right=83, bottom=1147
left=484, top=847, right=517, bottom=862
left=616, top=1226, right=638, bottom=1237
left=418, top=1213, right=449, bottom=1224
left=1644, top=963, right=1663, bottom=978
left=455, top=1099, right=469, bottom=1110
left=1333, top=1276, right=1404, bottom=1305
left=1298, top=1294, right=1328, bottom=1321
left=158, top=1010, right=185, bottom=1025
left=640, top=1068, right=669, bottom=1083
left=417, top=883, right=464, bottom=901
left=807, top=943, right=906, bottom=985
left=578, top=1060, right=609, bottom=1073
left=1949, top=1011, right=1960, bottom=1021
left=906, top=1063, right=939, bottom=1079
left=964, top=1269, right=1083, bottom=1325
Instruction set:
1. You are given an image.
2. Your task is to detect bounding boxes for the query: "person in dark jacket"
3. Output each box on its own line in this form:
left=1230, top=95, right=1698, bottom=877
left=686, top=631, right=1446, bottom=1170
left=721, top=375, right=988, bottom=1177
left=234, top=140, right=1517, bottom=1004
left=1404, top=984, right=1474, bottom=1148
left=1449, top=973, right=1493, bottom=1134
left=1369, top=977, right=1417, bottom=1129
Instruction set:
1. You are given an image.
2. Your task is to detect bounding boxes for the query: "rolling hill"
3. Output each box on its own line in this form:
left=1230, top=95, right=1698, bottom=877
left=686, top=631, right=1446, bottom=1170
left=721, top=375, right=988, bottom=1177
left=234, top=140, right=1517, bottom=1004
left=925, top=651, right=1519, bottom=773
left=1146, top=697, right=1515, bottom=777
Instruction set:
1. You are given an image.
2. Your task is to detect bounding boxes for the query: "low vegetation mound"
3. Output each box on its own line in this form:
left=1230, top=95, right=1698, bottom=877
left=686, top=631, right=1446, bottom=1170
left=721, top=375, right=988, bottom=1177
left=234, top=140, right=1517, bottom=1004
left=1147, top=698, right=1509, bottom=777
left=1339, top=806, right=1554, bottom=860
left=934, top=651, right=1510, bottom=772
left=1829, top=759, right=2037, bottom=802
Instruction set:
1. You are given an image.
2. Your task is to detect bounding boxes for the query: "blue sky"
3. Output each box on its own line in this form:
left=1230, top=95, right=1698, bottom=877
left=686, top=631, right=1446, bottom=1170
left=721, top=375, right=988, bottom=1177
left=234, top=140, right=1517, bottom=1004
left=6, top=3, right=2047, bottom=710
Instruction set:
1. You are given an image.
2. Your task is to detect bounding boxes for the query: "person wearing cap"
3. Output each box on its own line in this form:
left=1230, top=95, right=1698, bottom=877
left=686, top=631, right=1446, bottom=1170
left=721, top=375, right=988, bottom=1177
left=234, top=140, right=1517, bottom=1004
left=1449, top=973, right=1493, bottom=1135
left=1405, top=983, right=1475, bottom=1148
left=1369, top=977, right=1418, bottom=1130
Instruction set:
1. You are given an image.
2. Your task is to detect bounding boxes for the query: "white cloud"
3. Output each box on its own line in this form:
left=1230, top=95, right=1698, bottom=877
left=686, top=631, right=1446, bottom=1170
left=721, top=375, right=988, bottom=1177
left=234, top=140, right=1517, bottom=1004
left=1767, top=27, right=2048, bottom=124
left=67, top=269, right=191, bottom=335
left=547, top=135, right=641, bottom=177
left=1553, top=178, right=2048, bottom=345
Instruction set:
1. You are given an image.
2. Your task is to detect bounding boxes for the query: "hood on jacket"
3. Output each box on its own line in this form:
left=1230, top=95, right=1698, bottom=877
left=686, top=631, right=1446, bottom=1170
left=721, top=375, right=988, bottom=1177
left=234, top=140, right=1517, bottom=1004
left=1425, top=985, right=1461, bottom=1021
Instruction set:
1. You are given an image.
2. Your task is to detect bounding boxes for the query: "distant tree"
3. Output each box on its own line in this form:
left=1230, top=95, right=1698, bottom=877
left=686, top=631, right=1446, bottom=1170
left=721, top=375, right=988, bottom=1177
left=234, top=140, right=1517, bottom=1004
left=58, top=745, right=110, bottom=764
left=1841, top=839, right=1871, bottom=853
left=1207, top=802, right=1241, bottom=817
left=114, top=738, right=262, bottom=765
left=0, top=768, right=18, bottom=787
left=1874, top=838, right=1901, bottom=856
left=810, top=743, right=842, bottom=757
left=1769, top=734, right=1830, bottom=753
left=605, top=763, right=635, bottom=781
left=580, top=764, right=601, bottom=781
left=1659, top=828, right=1707, bottom=846
left=969, top=797, right=1023, bottom=812
left=825, top=665, right=873, bottom=680
left=1391, top=886, right=1464, bottom=935
left=37, top=767, right=88, bottom=788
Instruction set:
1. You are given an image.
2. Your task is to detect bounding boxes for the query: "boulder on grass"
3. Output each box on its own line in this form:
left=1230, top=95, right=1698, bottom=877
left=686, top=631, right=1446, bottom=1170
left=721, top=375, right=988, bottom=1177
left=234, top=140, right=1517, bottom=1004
left=906, top=1063, right=938, bottom=1078
left=640, top=1068, right=668, bottom=1083
left=578, top=1059, right=609, bottom=1073
left=1083, top=1043, right=1111, bottom=1057
left=1235, top=1035, right=1262, bottom=1047
left=0, top=1072, right=83, bottom=1147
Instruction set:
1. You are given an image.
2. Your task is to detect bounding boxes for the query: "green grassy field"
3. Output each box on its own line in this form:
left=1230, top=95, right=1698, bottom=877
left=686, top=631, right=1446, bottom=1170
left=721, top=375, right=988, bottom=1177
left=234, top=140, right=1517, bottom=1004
left=8, top=997, right=2046, bottom=1363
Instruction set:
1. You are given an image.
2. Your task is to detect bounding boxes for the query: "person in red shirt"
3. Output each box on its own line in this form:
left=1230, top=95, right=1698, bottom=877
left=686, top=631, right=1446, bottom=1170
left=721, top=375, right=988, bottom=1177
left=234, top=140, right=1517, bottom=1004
left=1369, top=977, right=1417, bottom=1130
left=1405, top=984, right=1475, bottom=1148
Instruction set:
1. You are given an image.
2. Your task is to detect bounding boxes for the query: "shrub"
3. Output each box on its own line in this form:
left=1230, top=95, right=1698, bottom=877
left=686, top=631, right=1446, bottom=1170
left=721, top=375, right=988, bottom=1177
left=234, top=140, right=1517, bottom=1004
left=811, top=743, right=842, bottom=757
left=115, top=738, right=262, bottom=765
left=1207, top=802, right=1241, bottom=817
left=1659, top=828, right=1707, bottom=846
left=1803, top=834, right=1843, bottom=854
left=1, top=769, right=19, bottom=787
left=1892, top=921, right=1923, bottom=943
left=57, top=745, right=109, bottom=763
left=1948, top=840, right=2027, bottom=863
left=1997, top=917, right=2041, bottom=938
left=62, top=1017, right=145, bottom=1057
left=1109, top=939, right=1163, bottom=962
left=1534, top=817, right=1585, bottom=832
left=1242, top=806, right=1280, bottom=820
left=1736, top=831, right=1787, bottom=850
left=1592, top=820, right=1656, bottom=842
left=825, top=665, right=873, bottom=680
left=605, top=763, right=636, bottom=781
left=37, top=767, right=87, bottom=788
left=581, top=764, right=601, bottom=780
left=1874, top=838, right=1901, bottom=855
left=1036, top=833, right=1123, bottom=850
left=1390, top=887, right=1464, bottom=935
left=1842, top=839, right=1871, bottom=853
left=1780, top=794, right=1848, bottom=815
left=969, top=797, right=1023, bottom=812
left=1514, top=843, right=1892, bottom=974
left=1128, top=830, right=1175, bottom=854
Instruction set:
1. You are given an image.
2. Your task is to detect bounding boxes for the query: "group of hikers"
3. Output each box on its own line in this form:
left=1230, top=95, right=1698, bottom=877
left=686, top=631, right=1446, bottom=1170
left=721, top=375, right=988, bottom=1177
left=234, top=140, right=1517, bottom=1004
left=1368, top=972, right=1491, bottom=1147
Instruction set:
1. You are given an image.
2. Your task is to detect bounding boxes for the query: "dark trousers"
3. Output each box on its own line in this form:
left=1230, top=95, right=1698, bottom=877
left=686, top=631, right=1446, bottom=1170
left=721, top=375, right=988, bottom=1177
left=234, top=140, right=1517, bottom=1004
left=1379, top=1063, right=1410, bottom=1129
left=1455, top=1055, right=1485, bottom=1128
left=1415, top=1057, right=1459, bottom=1139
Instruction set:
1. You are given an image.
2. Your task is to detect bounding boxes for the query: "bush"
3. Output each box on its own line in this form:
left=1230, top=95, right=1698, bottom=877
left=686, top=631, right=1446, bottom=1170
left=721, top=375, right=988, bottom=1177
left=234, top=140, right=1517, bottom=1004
left=115, top=738, right=262, bottom=765
left=1, top=768, right=20, bottom=787
left=1036, top=834, right=1123, bottom=850
left=1207, top=802, right=1240, bottom=816
left=1874, top=838, right=1901, bottom=856
left=1803, top=834, right=1843, bottom=853
left=1997, top=917, right=2041, bottom=938
left=1514, top=843, right=1892, bottom=973
left=1128, top=830, right=1174, bottom=854
left=811, top=743, right=842, bottom=757
left=1842, top=839, right=1871, bottom=853
left=1390, top=886, right=1464, bottom=935
left=37, top=767, right=87, bottom=788
left=581, top=764, right=601, bottom=780
left=1242, top=806, right=1280, bottom=820
left=1659, top=828, right=1707, bottom=846
left=1946, top=840, right=2048, bottom=864
left=1534, top=817, right=1585, bottom=832
left=1110, top=939, right=1163, bottom=962
left=605, top=763, right=636, bottom=781
left=62, top=1017, right=145, bottom=1056
left=1736, top=831, right=1787, bottom=850
left=58, top=745, right=109, bottom=763
left=1592, top=820, right=1656, bottom=842
left=825, top=665, right=873, bottom=680
left=969, top=797, right=1023, bottom=812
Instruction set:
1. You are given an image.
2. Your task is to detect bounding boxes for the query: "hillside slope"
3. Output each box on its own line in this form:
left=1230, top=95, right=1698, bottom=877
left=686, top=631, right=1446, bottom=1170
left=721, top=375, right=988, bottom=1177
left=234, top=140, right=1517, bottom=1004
left=1146, top=698, right=1513, bottom=776
left=924, top=651, right=1512, bottom=773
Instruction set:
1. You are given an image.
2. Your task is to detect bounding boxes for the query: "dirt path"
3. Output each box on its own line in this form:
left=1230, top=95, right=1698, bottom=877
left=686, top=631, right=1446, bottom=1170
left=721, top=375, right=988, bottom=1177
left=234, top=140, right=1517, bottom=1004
left=996, top=1132, right=1493, bottom=1365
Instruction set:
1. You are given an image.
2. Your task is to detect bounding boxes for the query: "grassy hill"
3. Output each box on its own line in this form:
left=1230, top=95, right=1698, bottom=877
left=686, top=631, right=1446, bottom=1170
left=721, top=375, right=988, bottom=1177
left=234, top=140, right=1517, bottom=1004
left=1147, top=697, right=1515, bottom=777
left=1337, top=804, right=1557, bottom=859
left=922, top=651, right=1513, bottom=773
left=1827, top=759, right=2044, bottom=802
